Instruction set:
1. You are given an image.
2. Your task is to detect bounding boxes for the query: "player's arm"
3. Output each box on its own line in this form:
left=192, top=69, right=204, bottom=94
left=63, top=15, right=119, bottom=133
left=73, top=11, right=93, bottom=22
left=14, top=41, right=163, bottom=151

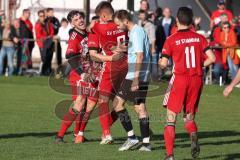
left=65, top=35, right=82, bottom=75
left=223, top=69, right=240, bottom=97
left=89, top=49, right=124, bottom=62
left=159, top=39, right=171, bottom=69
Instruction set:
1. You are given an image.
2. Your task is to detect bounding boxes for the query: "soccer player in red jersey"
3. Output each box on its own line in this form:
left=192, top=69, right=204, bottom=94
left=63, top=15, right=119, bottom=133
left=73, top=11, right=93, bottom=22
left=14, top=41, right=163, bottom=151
left=159, top=7, right=216, bottom=160
left=55, top=10, right=103, bottom=144
left=88, top=1, right=128, bottom=144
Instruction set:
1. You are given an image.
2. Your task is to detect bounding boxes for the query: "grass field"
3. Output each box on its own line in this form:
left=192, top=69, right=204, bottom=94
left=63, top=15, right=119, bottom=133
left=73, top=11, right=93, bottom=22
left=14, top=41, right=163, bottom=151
left=0, top=76, right=240, bottom=160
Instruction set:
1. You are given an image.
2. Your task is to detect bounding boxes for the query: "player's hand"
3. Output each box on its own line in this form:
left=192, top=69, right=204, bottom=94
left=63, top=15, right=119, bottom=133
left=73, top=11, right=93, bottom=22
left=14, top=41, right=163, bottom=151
left=223, top=85, right=233, bottom=97
left=111, top=52, right=125, bottom=61
left=131, top=78, right=139, bottom=91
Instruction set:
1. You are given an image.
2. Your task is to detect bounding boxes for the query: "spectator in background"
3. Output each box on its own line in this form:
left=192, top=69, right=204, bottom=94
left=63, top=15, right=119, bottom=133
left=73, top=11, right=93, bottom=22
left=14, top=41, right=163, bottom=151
left=35, top=10, right=54, bottom=76
left=12, top=19, right=22, bottom=75
left=210, top=0, right=233, bottom=29
left=209, top=39, right=228, bottom=84
left=138, top=10, right=156, bottom=80
left=58, top=18, right=71, bottom=44
left=133, top=0, right=150, bottom=24
left=155, top=7, right=175, bottom=56
left=211, top=13, right=231, bottom=43
left=45, top=8, right=62, bottom=67
left=154, top=7, right=163, bottom=25
left=19, top=9, right=34, bottom=69
left=138, top=10, right=156, bottom=55
left=220, top=22, right=239, bottom=80
left=0, top=21, right=18, bottom=76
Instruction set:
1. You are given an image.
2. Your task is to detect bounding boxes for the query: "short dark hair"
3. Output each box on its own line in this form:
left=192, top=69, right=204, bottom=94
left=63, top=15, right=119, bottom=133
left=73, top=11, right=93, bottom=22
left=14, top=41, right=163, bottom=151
left=61, top=18, right=68, bottom=23
left=113, top=10, right=132, bottom=21
left=95, top=1, right=114, bottom=15
left=46, top=8, right=54, bottom=12
left=67, top=10, right=85, bottom=22
left=23, top=9, right=30, bottom=14
left=177, top=7, right=193, bottom=26
left=38, top=10, right=45, bottom=16
left=139, top=9, right=148, bottom=18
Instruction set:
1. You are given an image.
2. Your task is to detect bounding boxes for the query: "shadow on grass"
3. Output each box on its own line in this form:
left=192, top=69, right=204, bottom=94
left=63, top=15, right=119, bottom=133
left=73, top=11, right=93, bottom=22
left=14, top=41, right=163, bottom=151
left=0, top=131, right=72, bottom=139
left=152, top=130, right=240, bottom=143
left=183, top=153, right=240, bottom=160
left=1, top=130, right=240, bottom=147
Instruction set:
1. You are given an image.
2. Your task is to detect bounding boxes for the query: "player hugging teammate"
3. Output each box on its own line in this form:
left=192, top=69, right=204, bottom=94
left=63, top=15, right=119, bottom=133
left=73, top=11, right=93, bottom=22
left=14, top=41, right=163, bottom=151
left=54, top=2, right=216, bottom=159
left=55, top=10, right=102, bottom=144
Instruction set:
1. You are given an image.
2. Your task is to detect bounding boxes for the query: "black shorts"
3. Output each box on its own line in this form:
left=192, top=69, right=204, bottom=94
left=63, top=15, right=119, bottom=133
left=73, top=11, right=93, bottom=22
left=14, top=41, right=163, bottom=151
left=117, top=79, right=149, bottom=105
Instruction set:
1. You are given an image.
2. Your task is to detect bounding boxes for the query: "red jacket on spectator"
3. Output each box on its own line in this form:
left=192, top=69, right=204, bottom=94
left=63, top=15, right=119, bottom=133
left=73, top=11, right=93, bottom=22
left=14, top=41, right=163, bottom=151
left=211, top=9, right=233, bottom=26
left=35, top=20, right=54, bottom=48
left=219, top=29, right=239, bottom=65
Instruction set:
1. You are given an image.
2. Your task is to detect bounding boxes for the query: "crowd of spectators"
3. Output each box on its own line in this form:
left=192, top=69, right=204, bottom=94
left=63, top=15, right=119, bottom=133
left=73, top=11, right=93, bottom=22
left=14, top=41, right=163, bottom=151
left=0, top=0, right=239, bottom=86
left=0, top=8, right=70, bottom=76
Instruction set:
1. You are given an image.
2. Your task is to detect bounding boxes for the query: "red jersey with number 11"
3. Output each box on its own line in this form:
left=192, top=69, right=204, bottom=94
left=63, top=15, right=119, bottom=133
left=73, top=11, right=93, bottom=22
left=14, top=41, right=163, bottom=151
left=162, top=29, right=210, bottom=76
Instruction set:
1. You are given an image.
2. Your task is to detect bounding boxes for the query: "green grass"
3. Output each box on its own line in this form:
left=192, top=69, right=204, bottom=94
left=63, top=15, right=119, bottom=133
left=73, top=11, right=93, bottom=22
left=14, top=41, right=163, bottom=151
left=0, top=76, right=240, bottom=160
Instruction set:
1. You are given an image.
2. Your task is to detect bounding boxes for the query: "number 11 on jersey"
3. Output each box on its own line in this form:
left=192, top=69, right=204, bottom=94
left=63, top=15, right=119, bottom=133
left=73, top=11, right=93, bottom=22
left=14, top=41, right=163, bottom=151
left=185, top=46, right=196, bottom=68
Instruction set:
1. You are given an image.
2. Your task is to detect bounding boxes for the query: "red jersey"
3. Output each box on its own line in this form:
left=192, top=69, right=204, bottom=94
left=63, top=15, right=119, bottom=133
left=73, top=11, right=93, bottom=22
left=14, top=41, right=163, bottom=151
left=211, top=9, right=233, bottom=26
left=66, top=29, right=102, bottom=78
left=35, top=21, right=54, bottom=48
left=162, top=29, right=210, bottom=76
left=88, top=21, right=128, bottom=72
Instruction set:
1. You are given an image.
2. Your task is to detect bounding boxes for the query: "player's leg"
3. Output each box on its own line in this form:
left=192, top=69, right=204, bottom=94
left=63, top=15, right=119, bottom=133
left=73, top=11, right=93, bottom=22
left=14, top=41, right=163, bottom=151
left=183, top=76, right=203, bottom=158
left=164, top=109, right=177, bottom=160
left=75, top=98, right=97, bottom=144
left=134, top=103, right=151, bottom=151
left=163, top=75, right=186, bottom=159
left=183, top=113, right=199, bottom=158
left=55, top=95, right=86, bottom=143
left=74, top=102, right=86, bottom=136
left=98, top=93, right=113, bottom=144
left=113, top=96, right=139, bottom=151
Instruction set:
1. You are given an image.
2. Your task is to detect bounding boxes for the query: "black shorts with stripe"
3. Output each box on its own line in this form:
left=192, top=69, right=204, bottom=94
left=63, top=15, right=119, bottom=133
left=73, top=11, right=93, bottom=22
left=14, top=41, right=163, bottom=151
left=117, top=79, right=149, bottom=105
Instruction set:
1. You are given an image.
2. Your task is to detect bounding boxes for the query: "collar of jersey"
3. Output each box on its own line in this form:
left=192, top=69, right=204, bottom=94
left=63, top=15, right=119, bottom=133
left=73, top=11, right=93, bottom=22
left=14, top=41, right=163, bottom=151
left=178, top=29, right=190, bottom=32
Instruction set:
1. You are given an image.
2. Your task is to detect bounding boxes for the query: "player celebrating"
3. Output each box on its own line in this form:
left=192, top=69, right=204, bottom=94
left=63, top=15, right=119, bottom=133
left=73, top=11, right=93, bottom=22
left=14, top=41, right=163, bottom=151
left=55, top=10, right=103, bottom=144
left=159, top=7, right=215, bottom=159
left=88, top=1, right=128, bottom=144
left=112, top=10, right=151, bottom=151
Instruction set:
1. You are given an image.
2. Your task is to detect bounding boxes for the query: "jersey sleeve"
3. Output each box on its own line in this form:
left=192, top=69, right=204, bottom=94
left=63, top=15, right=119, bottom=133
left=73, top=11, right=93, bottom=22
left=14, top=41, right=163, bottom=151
left=66, top=32, right=80, bottom=59
left=161, top=38, right=172, bottom=58
left=88, top=32, right=100, bottom=51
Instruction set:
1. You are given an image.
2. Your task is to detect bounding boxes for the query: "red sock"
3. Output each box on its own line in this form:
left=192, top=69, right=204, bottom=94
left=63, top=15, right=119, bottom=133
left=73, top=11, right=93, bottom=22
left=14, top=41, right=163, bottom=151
left=98, top=102, right=111, bottom=136
left=109, top=110, right=118, bottom=126
left=184, top=120, right=198, bottom=134
left=74, top=111, right=84, bottom=135
left=57, top=108, right=78, bottom=138
left=164, top=125, right=175, bottom=156
left=79, top=112, right=91, bottom=133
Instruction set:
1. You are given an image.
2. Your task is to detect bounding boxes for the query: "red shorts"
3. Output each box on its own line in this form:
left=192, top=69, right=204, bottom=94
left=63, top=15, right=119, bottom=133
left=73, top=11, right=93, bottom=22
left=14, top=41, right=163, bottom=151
left=163, top=75, right=203, bottom=114
left=98, top=62, right=127, bottom=96
left=69, top=71, right=98, bottom=102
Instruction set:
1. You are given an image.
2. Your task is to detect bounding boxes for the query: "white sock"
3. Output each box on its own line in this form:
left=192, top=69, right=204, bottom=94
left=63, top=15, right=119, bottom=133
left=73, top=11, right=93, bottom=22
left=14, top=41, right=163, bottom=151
left=127, top=130, right=134, bottom=137
left=143, top=137, right=150, bottom=144
left=78, top=131, right=83, bottom=136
